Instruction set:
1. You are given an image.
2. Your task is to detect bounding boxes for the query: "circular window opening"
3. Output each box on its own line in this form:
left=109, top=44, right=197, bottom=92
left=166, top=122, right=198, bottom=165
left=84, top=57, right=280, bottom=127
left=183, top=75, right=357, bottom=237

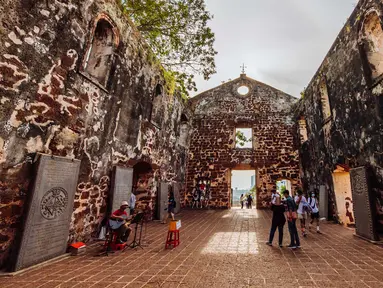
left=237, top=85, right=249, bottom=95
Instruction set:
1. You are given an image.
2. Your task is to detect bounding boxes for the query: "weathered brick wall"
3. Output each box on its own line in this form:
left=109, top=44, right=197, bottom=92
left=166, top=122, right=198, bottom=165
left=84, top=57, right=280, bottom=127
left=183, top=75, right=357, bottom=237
left=0, top=0, right=190, bottom=268
left=296, top=0, right=383, bottom=221
left=186, top=74, right=300, bottom=208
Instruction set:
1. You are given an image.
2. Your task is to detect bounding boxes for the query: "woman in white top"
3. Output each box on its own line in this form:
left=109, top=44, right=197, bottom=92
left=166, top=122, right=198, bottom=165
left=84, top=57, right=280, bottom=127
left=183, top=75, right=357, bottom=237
left=295, top=190, right=308, bottom=237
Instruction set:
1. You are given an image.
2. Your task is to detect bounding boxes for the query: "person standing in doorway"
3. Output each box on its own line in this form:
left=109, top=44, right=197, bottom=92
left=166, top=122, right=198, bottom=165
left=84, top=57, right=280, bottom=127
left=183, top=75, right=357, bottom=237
left=295, top=189, right=308, bottom=237
left=247, top=194, right=253, bottom=209
left=266, top=190, right=285, bottom=247
left=240, top=194, right=244, bottom=209
left=308, top=191, right=321, bottom=234
left=130, top=190, right=136, bottom=216
left=284, top=190, right=300, bottom=249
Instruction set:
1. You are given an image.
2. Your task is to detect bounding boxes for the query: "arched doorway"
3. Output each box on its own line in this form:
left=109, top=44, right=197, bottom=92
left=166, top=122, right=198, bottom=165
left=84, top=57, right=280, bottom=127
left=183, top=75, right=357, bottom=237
left=332, top=165, right=355, bottom=227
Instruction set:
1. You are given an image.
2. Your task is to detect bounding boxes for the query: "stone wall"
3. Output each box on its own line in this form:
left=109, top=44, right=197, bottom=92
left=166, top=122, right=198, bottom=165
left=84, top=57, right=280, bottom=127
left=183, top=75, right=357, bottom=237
left=0, top=0, right=190, bottom=268
left=296, top=0, right=383, bottom=223
left=186, top=74, right=300, bottom=208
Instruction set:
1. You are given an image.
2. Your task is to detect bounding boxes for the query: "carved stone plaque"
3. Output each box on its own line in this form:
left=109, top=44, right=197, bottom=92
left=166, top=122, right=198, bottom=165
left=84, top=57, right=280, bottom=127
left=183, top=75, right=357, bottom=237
left=319, top=185, right=328, bottom=220
left=173, top=182, right=181, bottom=214
left=14, top=154, right=80, bottom=271
left=157, top=182, right=169, bottom=220
left=350, top=167, right=378, bottom=241
left=110, top=167, right=133, bottom=213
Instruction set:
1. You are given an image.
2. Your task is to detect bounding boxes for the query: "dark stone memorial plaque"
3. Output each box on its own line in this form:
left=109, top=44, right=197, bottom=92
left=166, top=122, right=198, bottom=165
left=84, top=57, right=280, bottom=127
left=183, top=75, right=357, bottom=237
left=350, top=167, right=379, bottom=242
left=173, top=182, right=181, bottom=214
left=110, top=167, right=133, bottom=213
left=14, top=154, right=80, bottom=271
left=319, top=185, right=328, bottom=220
left=157, top=182, right=169, bottom=220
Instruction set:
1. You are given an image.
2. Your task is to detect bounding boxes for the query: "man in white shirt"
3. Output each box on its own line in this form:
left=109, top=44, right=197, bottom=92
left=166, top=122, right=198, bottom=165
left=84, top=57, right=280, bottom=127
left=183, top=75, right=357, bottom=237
left=130, top=191, right=136, bottom=215
left=295, top=190, right=308, bottom=237
left=271, top=190, right=281, bottom=205
left=308, top=191, right=321, bottom=233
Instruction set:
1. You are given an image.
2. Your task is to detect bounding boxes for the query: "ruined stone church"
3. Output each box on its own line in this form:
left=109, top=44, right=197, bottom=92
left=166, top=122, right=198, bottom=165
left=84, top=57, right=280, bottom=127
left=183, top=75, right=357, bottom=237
left=0, top=0, right=382, bottom=271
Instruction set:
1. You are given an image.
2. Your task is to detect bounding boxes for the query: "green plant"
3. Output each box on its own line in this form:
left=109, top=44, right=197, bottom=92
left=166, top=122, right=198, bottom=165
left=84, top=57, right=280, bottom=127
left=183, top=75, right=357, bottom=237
left=120, top=0, right=217, bottom=97
left=235, top=130, right=252, bottom=147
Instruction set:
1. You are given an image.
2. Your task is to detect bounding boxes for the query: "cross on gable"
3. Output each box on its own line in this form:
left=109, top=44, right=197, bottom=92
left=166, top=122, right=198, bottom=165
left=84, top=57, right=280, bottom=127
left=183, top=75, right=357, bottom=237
left=240, top=63, right=247, bottom=74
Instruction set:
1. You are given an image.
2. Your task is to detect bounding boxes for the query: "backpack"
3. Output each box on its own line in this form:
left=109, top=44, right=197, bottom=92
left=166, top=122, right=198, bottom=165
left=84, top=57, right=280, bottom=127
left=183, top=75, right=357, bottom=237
left=303, top=201, right=312, bottom=213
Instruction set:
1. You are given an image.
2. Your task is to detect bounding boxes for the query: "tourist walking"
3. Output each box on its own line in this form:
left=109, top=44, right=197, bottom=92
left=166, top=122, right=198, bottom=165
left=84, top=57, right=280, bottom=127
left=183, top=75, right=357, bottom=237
left=283, top=190, right=300, bottom=249
left=162, top=188, right=176, bottom=224
left=247, top=194, right=253, bottom=209
left=295, top=189, right=308, bottom=237
left=191, top=184, right=199, bottom=208
left=240, top=194, right=244, bottom=209
left=266, top=190, right=286, bottom=247
left=308, top=191, right=321, bottom=233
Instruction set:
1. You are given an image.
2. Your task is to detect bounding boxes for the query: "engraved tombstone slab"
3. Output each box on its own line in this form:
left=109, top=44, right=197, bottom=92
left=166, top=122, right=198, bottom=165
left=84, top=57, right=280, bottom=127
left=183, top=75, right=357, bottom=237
left=14, top=154, right=80, bottom=271
left=350, top=167, right=378, bottom=241
left=110, top=167, right=133, bottom=213
left=319, top=185, right=328, bottom=220
left=173, top=182, right=181, bottom=214
left=157, top=182, right=169, bottom=220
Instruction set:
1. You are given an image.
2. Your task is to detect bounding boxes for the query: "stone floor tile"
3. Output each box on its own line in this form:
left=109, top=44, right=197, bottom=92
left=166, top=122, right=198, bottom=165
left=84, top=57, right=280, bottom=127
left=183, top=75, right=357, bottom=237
left=90, top=281, right=112, bottom=288
left=38, top=281, right=62, bottom=288
left=72, top=282, right=96, bottom=288
left=124, top=281, right=146, bottom=288
left=107, top=283, right=128, bottom=288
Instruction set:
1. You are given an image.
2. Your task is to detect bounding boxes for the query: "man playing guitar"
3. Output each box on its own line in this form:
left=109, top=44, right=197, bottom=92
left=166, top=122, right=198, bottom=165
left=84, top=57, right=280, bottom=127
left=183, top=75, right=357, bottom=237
left=110, top=201, right=132, bottom=244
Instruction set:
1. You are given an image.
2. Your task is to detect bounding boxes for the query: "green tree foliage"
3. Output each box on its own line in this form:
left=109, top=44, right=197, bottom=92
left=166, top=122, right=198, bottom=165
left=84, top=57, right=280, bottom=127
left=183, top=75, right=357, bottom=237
left=279, top=185, right=286, bottom=193
left=235, top=130, right=252, bottom=147
left=120, top=0, right=217, bottom=97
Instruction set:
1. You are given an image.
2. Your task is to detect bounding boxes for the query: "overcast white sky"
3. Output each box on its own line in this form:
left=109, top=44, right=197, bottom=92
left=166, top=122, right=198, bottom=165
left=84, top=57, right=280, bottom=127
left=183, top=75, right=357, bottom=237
left=232, top=170, right=255, bottom=190
left=192, top=0, right=359, bottom=97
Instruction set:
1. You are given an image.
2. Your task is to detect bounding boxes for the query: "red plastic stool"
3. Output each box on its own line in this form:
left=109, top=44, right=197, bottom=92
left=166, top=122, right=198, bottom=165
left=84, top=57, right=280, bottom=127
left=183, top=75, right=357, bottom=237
left=104, top=231, right=127, bottom=251
left=165, top=230, right=180, bottom=249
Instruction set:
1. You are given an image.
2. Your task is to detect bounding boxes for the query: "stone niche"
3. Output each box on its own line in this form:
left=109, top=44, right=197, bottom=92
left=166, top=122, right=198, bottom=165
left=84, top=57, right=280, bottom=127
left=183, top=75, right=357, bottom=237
left=11, top=154, right=80, bottom=271
left=110, top=166, right=133, bottom=213
left=157, top=182, right=169, bottom=220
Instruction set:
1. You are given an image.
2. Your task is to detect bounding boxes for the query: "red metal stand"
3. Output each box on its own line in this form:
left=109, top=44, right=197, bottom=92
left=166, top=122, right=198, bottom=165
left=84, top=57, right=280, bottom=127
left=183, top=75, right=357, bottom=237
left=165, top=230, right=180, bottom=249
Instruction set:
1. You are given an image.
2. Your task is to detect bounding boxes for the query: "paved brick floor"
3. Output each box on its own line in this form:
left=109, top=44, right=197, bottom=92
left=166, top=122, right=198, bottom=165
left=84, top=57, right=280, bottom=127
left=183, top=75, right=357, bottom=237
left=1, top=208, right=383, bottom=288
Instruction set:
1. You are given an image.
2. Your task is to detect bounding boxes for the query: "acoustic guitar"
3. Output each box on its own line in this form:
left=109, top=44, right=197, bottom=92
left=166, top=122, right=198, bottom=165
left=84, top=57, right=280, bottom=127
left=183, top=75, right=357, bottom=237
left=109, top=214, right=131, bottom=230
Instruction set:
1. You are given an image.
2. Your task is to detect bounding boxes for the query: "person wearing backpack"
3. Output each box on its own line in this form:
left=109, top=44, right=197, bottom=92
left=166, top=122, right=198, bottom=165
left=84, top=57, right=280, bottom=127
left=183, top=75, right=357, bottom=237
left=308, top=191, right=321, bottom=234
left=283, top=190, right=300, bottom=249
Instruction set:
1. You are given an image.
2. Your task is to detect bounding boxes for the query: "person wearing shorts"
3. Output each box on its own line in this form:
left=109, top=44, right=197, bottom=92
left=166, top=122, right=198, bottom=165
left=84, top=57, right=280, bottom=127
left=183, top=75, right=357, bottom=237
left=295, top=190, right=308, bottom=237
left=161, top=188, right=176, bottom=224
left=191, top=185, right=200, bottom=208
left=308, top=192, right=321, bottom=233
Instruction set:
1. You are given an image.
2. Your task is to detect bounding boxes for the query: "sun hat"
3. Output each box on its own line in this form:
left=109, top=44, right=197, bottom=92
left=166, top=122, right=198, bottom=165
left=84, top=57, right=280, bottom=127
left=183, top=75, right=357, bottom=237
left=121, top=201, right=129, bottom=207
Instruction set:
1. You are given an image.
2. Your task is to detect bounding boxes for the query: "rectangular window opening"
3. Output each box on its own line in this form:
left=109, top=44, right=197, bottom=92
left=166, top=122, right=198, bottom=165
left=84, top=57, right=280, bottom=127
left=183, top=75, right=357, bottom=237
left=235, top=128, right=253, bottom=149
